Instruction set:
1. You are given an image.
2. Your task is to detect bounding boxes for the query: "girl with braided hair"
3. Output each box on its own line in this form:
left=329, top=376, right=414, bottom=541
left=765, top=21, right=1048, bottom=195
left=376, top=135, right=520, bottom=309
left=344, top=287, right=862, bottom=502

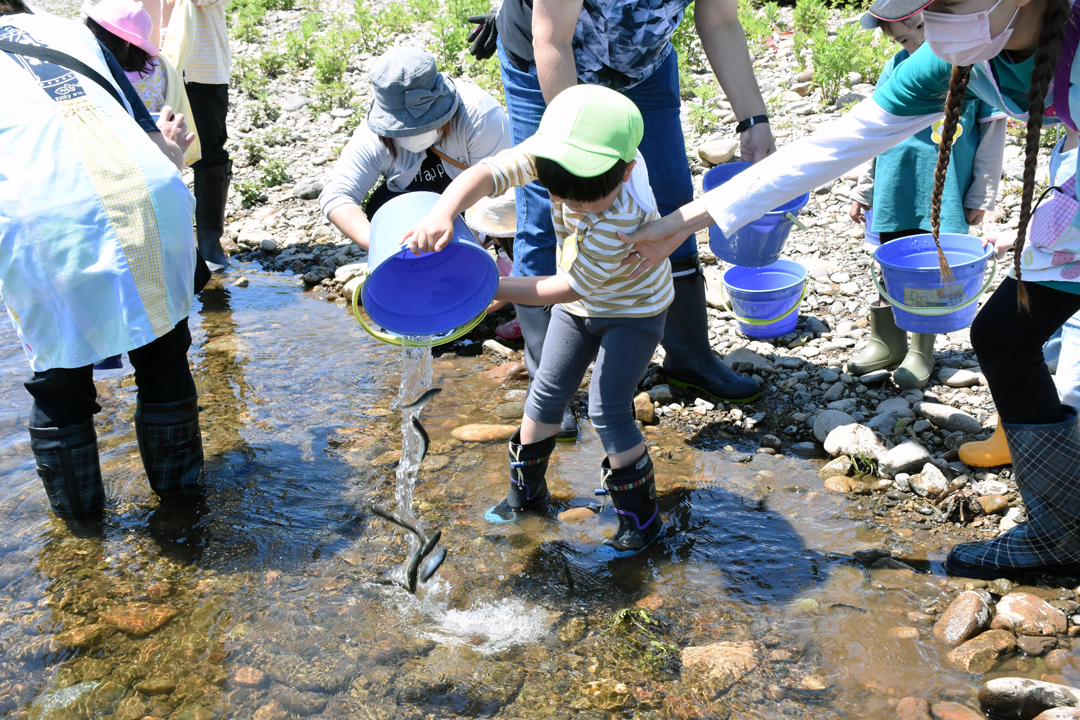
left=619, top=0, right=1080, bottom=579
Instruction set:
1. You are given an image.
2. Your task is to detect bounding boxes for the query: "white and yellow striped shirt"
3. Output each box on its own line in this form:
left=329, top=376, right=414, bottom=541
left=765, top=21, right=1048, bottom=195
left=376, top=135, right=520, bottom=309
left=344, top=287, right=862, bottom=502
left=185, top=0, right=229, bottom=84
left=483, top=147, right=673, bottom=319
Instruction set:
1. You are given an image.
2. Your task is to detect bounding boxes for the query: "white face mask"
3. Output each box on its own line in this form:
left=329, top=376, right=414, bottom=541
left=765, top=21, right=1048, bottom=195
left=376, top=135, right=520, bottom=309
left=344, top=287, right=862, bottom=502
left=923, top=0, right=1019, bottom=66
left=395, top=129, right=440, bottom=153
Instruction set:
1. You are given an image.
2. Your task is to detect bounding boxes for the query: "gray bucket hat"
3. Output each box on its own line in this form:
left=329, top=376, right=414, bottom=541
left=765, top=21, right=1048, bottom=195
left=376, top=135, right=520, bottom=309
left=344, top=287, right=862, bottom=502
left=367, top=47, right=460, bottom=138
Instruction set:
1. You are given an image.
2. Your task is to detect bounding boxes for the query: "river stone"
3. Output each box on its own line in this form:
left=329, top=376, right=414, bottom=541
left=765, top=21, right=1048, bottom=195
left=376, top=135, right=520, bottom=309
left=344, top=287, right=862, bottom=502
left=1034, top=709, right=1080, bottom=719
left=978, top=495, right=1010, bottom=514
left=697, top=138, right=739, bottom=166
left=270, top=686, right=328, bottom=716
left=790, top=441, right=824, bottom=458
left=54, top=623, right=110, bottom=650
left=292, top=179, right=324, bottom=200
left=932, top=702, right=987, bottom=720
left=558, top=507, right=598, bottom=523
left=263, top=651, right=359, bottom=694
left=948, top=629, right=1017, bottom=672
left=915, top=402, right=984, bottom=434
left=940, top=367, right=983, bottom=387
left=879, top=441, right=933, bottom=478
left=911, top=463, right=949, bottom=499
left=722, top=347, right=772, bottom=373
left=1017, top=636, right=1058, bottom=656
left=823, top=475, right=873, bottom=494
left=482, top=361, right=529, bottom=384
left=934, top=590, right=992, bottom=647
left=634, top=392, right=656, bottom=424
left=680, top=642, right=757, bottom=692
left=396, top=645, right=526, bottom=715
left=822, top=381, right=846, bottom=402
left=979, top=678, right=1080, bottom=720
left=334, top=262, right=368, bottom=283
left=232, top=666, right=268, bottom=687
left=898, top=697, right=934, bottom=720
left=101, top=603, right=178, bottom=637
left=813, top=410, right=856, bottom=444
left=991, top=593, right=1068, bottom=637
left=876, top=397, right=915, bottom=417
left=281, top=94, right=310, bottom=111
left=1046, top=649, right=1074, bottom=671
left=134, top=677, right=176, bottom=696
left=452, top=424, right=518, bottom=442
left=818, top=455, right=851, bottom=480
left=824, top=423, right=886, bottom=461
left=647, top=384, right=673, bottom=404
left=866, top=410, right=904, bottom=434
left=494, top=402, right=525, bottom=420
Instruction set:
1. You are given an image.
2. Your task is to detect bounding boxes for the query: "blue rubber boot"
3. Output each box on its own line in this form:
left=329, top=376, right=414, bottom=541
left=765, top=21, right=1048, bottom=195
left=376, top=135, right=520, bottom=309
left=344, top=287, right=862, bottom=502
left=486, top=430, right=557, bottom=523
left=599, top=450, right=663, bottom=557
left=946, top=406, right=1080, bottom=579
left=662, top=256, right=760, bottom=403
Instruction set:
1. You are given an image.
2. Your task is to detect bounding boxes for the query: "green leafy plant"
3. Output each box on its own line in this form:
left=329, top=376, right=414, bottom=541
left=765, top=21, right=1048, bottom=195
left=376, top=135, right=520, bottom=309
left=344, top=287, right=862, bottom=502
left=855, top=33, right=896, bottom=85
left=793, top=31, right=809, bottom=70
left=283, top=12, right=322, bottom=72
left=810, top=24, right=861, bottom=105
left=793, top=0, right=829, bottom=38
left=257, top=49, right=285, bottom=78
left=428, top=0, right=489, bottom=74
left=688, top=80, right=719, bottom=136
left=310, top=80, right=356, bottom=114
left=249, top=92, right=281, bottom=127
left=239, top=136, right=267, bottom=166
left=850, top=450, right=877, bottom=476
left=227, top=0, right=267, bottom=42
left=738, top=0, right=772, bottom=56
left=353, top=0, right=408, bottom=55
left=260, top=158, right=291, bottom=187
left=236, top=179, right=267, bottom=208
left=607, top=609, right=679, bottom=674
left=408, top=0, right=438, bottom=22
left=762, top=1, right=781, bottom=28
left=261, top=125, right=292, bottom=146
left=231, top=55, right=269, bottom=97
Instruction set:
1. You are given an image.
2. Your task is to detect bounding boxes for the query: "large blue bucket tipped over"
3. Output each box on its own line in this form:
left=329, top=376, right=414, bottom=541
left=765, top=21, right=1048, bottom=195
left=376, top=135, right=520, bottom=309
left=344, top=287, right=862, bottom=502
left=702, top=162, right=809, bottom=267
left=873, top=233, right=995, bottom=334
left=362, top=192, right=499, bottom=339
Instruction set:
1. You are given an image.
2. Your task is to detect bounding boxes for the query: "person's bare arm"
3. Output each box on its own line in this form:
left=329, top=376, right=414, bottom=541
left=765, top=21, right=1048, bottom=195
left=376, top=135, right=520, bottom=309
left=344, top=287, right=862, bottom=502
left=533, top=0, right=582, bottom=104
left=496, top=275, right=583, bottom=305
left=403, top=164, right=498, bottom=254
left=695, top=0, right=775, bottom=162
left=327, top=205, right=372, bottom=251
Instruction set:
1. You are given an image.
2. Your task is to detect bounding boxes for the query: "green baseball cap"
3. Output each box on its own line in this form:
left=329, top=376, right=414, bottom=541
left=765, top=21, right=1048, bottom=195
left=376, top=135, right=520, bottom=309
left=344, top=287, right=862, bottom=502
left=520, top=85, right=643, bottom=177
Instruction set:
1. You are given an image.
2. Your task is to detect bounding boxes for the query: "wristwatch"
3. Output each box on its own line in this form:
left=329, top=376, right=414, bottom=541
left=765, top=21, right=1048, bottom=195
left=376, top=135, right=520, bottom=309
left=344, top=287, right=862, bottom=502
left=735, top=114, right=769, bottom=134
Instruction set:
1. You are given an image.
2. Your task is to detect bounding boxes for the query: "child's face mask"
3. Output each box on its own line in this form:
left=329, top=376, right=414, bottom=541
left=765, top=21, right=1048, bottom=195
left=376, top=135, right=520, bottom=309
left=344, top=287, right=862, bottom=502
left=923, top=0, right=1019, bottom=66
left=396, top=129, right=441, bottom=153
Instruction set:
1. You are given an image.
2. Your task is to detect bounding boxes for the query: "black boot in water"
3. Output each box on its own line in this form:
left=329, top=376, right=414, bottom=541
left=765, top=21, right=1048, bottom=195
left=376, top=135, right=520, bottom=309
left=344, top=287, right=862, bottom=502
left=136, top=396, right=204, bottom=497
left=486, top=430, right=557, bottom=523
left=29, top=419, right=105, bottom=518
left=598, top=450, right=663, bottom=557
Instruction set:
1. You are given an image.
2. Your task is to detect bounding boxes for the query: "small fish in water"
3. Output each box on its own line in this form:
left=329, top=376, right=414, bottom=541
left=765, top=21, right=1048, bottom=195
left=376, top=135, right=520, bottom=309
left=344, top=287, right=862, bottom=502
left=368, top=503, right=447, bottom=594
left=401, top=387, right=442, bottom=413
left=410, top=417, right=430, bottom=461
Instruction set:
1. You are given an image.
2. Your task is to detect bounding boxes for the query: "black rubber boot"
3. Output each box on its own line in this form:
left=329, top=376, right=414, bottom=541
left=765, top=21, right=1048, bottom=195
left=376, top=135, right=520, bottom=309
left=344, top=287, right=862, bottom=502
left=486, top=430, right=557, bottom=523
left=662, top=256, right=760, bottom=403
left=28, top=420, right=105, bottom=518
left=556, top=407, right=578, bottom=442
left=599, top=450, right=663, bottom=556
left=194, top=161, right=231, bottom=273
left=135, top=395, right=204, bottom=496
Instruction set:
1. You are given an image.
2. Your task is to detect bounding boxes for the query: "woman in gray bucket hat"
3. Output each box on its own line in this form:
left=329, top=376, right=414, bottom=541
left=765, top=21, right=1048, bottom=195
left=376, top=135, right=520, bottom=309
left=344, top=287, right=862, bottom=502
left=319, top=47, right=510, bottom=250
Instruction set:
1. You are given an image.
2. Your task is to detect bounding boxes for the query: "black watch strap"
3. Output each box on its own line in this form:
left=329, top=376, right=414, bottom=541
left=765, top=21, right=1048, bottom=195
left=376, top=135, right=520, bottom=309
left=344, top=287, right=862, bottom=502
left=735, top=114, right=769, bottom=134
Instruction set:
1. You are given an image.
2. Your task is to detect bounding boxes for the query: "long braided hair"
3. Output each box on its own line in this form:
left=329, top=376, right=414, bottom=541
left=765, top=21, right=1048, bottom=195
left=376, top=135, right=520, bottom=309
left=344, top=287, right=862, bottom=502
left=929, top=0, right=1072, bottom=308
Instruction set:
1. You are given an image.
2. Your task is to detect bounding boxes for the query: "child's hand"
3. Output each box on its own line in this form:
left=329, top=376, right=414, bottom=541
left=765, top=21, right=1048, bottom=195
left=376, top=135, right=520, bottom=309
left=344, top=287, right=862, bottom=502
left=981, top=228, right=1017, bottom=261
left=850, top=201, right=869, bottom=224
left=965, top=208, right=986, bottom=225
left=401, top=212, right=456, bottom=256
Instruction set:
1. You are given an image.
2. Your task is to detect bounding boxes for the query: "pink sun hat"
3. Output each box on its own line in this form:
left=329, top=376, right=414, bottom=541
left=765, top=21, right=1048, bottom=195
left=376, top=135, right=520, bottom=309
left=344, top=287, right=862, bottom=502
left=84, top=0, right=160, bottom=57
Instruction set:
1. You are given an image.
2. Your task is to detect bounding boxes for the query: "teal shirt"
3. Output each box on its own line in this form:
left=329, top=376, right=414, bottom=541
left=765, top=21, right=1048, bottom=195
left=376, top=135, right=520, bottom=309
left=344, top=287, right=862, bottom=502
left=871, top=49, right=994, bottom=235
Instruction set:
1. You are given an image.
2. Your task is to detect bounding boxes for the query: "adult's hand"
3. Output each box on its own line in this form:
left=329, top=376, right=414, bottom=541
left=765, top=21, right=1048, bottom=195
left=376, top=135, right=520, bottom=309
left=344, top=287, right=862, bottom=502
left=157, top=105, right=195, bottom=155
left=617, top=200, right=713, bottom=277
left=740, top=121, right=776, bottom=163
left=965, top=208, right=986, bottom=226
left=850, top=200, right=869, bottom=224
left=467, top=13, right=498, bottom=60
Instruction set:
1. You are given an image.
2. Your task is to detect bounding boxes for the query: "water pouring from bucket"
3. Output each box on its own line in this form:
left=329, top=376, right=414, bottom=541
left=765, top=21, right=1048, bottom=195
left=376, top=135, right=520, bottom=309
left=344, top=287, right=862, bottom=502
left=353, top=192, right=500, bottom=347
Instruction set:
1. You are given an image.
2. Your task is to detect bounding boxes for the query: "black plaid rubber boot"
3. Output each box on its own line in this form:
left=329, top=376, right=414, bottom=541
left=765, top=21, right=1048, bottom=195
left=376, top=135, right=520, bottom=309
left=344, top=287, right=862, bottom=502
left=135, top=396, right=204, bottom=496
left=486, top=430, right=556, bottom=523
left=946, top=405, right=1080, bottom=579
left=600, top=450, right=663, bottom=557
left=28, top=420, right=105, bottom=517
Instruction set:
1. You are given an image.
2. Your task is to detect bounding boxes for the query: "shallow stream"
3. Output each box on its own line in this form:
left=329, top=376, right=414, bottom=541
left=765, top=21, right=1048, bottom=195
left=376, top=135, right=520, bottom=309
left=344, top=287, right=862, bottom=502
left=0, top=266, right=1075, bottom=719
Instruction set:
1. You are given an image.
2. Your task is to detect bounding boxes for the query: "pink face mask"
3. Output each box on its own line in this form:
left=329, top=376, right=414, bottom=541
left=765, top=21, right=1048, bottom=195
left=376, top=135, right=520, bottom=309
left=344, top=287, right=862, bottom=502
left=923, top=0, right=1019, bottom=66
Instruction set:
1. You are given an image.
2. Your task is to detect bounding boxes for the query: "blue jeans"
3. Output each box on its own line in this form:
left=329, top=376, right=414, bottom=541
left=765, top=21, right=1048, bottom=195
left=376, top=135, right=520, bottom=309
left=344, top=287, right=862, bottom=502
left=497, top=40, right=697, bottom=279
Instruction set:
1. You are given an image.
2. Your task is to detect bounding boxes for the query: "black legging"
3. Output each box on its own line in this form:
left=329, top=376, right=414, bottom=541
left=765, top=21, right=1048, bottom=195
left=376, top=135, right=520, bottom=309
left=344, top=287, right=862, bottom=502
left=971, top=277, right=1080, bottom=425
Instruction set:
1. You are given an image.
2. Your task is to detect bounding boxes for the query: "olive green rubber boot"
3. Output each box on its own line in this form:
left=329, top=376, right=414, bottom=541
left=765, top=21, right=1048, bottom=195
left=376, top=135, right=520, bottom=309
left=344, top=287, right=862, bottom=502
left=894, top=333, right=936, bottom=389
left=847, top=303, right=908, bottom=376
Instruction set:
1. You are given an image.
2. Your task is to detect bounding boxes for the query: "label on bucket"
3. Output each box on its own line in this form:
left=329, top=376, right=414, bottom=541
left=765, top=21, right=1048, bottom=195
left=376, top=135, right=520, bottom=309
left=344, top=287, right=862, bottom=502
left=902, top=281, right=966, bottom=308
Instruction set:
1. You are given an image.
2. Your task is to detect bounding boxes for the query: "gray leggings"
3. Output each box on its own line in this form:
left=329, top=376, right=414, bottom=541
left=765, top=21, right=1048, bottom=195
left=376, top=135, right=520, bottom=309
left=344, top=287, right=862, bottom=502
left=525, top=305, right=667, bottom=455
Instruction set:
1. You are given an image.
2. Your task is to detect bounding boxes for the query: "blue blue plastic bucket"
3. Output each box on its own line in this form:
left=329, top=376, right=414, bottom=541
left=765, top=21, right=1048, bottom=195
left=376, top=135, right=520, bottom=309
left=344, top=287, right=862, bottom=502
left=722, top=259, right=808, bottom=338
left=361, top=192, right=499, bottom=339
left=702, top=162, right=810, bottom=267
left=864, top=206, right=880, bottom=246
left=872, top=233, right=996, bottom=334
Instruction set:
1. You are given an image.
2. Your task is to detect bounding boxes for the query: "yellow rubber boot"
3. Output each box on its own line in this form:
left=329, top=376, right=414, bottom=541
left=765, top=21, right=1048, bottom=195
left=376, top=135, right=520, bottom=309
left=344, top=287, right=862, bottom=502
left=958, top=423, right=1012, bottom=467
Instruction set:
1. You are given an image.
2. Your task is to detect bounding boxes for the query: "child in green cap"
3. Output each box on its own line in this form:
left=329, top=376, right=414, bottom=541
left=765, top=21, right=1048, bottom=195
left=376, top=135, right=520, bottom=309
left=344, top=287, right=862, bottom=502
left=404, top=84, right=672, bottom=556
